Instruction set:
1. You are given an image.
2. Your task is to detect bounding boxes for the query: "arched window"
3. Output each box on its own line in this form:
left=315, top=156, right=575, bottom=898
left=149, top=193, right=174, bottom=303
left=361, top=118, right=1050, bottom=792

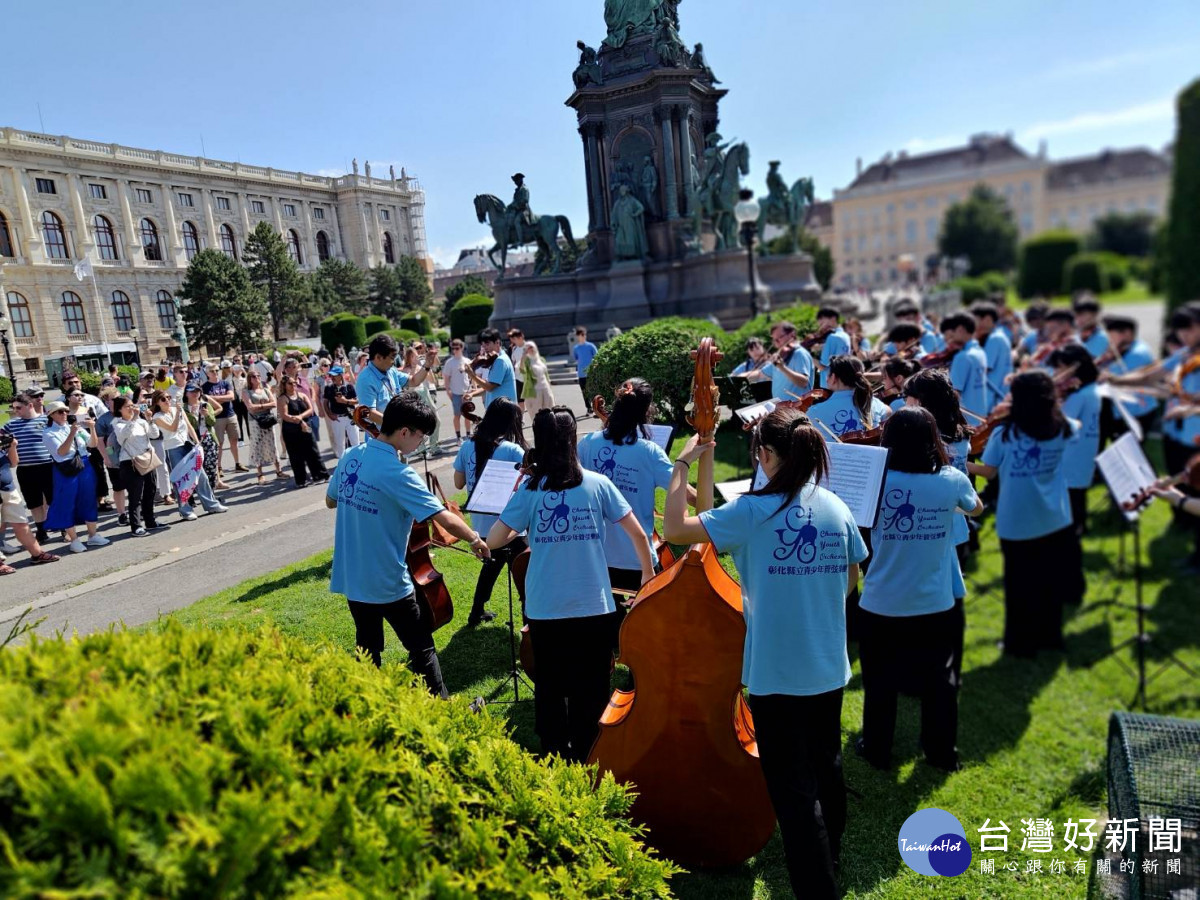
left=42, top=211, right=69, bottom=259
left=219, top=223, right=238, bottom=260
left=181, top=221, right=200, bottom=261
left=94, top=215, right=118, bottom=260
left=111, top=291, right=134, bottom=332
left=382, top=231, right=395, bottom=264
left=286, top=229, right=302, bottom=265
left=140, top=218, right=162, bottom=261
left=156, top=290, right=177, bottom=330
left=316, top=230, right=330, bottom=262
left=0, top=211, right=13, bottom=258
left=60, top=291, right=87, bottom=335
left=6, top=291, right=33, bottom=338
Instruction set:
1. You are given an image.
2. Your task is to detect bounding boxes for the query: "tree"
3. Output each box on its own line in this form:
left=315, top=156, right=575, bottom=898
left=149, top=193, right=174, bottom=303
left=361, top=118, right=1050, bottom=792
left=396, top=255, right=434, bottom=316
left=314, top=258, right=369, bottom=312
left=242, top=221, right=304, bottom=340
left=1088, top=211, right=1155, bottom=257
left=178, top=250, right=268, bottom=355
left=368, top=263, right=404, bottom=321
left=938, top=184, right=1018, bottom=276
left=443, top=273, right=491, bottom=325
left=798, top=228, right=834, bottom=290
left=1166, top=77, right=1200, bottom=311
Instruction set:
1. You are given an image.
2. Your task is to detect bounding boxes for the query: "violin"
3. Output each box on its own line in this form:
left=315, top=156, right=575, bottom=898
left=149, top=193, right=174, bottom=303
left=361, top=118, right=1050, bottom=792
left=592, top=394, right=610, bottom=425
left=588, top=337, right=776, bottom=868
left=969, top=408, right=1008, bottom=457
left=459, top=397, right=482, bottom=426
left=470, top=349, right=500, bottom=371
left=919, top=344, right=960, bottom=370
left=351, top=404, right=455, bottom=630
left=800, top=324, right=834, bottom=352
left=425, top=472, right=467, bottom=548
left=1122, top=453, right=1200, bottom=511
left=738, top=388, right=832, bottom=433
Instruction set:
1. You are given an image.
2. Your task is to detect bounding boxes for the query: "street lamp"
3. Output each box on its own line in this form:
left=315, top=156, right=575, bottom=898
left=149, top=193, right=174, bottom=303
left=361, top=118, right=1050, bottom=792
left=734, top=189, right=763, bottom=318
left=128, top=327, right=141, bottom=368
left=0, top=311, right=14, bottom=393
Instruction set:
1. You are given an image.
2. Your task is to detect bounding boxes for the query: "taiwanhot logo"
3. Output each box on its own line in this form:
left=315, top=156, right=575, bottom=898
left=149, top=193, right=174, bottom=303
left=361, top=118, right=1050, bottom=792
left=897, top=808, right=972, bottom=876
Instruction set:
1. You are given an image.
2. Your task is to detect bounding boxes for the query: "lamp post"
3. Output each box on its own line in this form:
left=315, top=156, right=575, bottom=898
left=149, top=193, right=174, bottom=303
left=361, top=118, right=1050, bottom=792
left=128, top=327, right=141, bottom=368
left=734, top=189, right=763, bottom=318
left=0, top=320, right=14, bottom=393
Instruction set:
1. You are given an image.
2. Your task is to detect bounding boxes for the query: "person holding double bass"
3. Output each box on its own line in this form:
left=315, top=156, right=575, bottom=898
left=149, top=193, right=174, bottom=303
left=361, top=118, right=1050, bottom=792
left=326, top=393, right=490, bottom=697
left=663, top=407, right=868, bottom=900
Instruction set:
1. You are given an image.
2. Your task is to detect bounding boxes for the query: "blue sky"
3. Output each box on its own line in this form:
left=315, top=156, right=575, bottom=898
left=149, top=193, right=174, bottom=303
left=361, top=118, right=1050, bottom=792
left=5, top=0, right=1194, bottom=268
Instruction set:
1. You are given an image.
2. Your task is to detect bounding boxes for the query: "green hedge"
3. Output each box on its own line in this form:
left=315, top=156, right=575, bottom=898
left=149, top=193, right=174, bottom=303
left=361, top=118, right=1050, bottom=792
left=431, top=328, right=451, bottom=346
left=0, top=623, right=677, bottom=897
left=383, top=328, right=420, bottom=346
left=362, top=314, right=391, bottom=338
left=400, top=311, right=432, bottom=336
left=947, top=277, right=989, bottom=304
left=1017, top=231, right=1082, bottom=298
left=449, top=294, right=494, bottom=340
left=1063, top=253, right=1110, bottom=294
left=0, top=375, right=12, bottom=404
left=319, top=313, right=368, bottom=353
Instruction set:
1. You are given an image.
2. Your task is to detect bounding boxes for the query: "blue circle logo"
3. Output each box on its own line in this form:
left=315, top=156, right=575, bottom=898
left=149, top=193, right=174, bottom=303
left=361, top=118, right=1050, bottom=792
left=897, top=808, right=972, bottom=876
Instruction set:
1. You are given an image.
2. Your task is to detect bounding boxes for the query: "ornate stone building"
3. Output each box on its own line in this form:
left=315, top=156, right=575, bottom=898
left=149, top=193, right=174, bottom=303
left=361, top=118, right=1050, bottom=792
left=0, top=127, right=427, bottom=384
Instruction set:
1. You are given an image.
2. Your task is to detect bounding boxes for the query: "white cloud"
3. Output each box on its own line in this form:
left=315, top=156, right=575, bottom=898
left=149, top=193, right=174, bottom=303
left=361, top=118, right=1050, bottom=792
left=1018, top=97, right=1173, bottom=141
left=1046, top=44, right=1196, bottom=80
left=901, top=134, right=964, bottom=154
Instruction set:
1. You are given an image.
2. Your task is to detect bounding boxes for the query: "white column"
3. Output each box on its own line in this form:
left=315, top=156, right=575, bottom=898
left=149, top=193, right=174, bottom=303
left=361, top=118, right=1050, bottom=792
left=201, top=189, right=218, bottom=250
left=330, top=204, right=346, bottom=260
left=116, top=177, right=139, bottom=254
left=160, top=183, right=181, bottom=265
left=12, top=168, right=43, bottom=262
left=67, top=173, right=91, bottom=260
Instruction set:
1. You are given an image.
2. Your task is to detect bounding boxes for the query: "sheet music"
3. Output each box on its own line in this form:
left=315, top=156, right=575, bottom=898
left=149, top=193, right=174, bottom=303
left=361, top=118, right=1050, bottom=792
left=642, top=424, right=674, bottom=453
left=464, top=458, right=525, bottom=516
left=820, top=442, right=890, bottom=528
left=735, top=399, right=778, bottom=424
left=1096, top=432, right=1159, bottom=522
left=713, top=467, right=770, bottom=502
left=1095, top=383, right=1143, bottom=442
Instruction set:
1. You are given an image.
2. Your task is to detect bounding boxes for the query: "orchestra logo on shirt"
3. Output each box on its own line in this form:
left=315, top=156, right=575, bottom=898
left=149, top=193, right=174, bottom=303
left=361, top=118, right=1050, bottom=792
left=773, top=505, right=819, bottom=563
left=897, top=808, right=972, bottom=876
left=832, top=409, right=862, bottom=435
left=882, top=489, right=917, bottom=533
left=592, top=446, right=617, bottom=479
left=537, top=491, right=572, bottom=534
left=338, top=457, right=362, bottom=500
left=1011, top=435, right=1044, bottom=472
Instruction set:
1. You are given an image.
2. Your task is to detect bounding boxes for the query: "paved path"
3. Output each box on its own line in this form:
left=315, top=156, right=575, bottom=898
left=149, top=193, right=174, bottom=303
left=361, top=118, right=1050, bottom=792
left=2, top=374, right=596, bottom=640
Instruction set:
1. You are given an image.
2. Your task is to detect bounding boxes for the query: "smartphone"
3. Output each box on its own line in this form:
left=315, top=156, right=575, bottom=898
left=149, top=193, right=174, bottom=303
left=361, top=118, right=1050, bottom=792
left=66, top=414, right=78, bottom=425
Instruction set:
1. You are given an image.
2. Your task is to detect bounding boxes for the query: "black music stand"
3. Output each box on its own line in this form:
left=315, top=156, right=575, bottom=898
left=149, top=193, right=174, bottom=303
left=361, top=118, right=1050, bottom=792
left=489, top=546, right=534, bottom=706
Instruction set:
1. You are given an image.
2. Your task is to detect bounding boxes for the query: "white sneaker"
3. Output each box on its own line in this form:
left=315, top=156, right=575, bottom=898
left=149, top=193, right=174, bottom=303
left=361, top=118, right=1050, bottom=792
left=68, top=539, right=88, bottom=553
left=207, top=505, right=229, bottom=514
left=180, top=511, right=198, bottom=522
left=85, top=534, right=110, bottom=547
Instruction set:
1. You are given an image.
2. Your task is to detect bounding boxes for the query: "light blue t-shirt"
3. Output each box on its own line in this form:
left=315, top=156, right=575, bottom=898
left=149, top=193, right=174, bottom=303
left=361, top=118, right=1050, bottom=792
left=819, top=327, right=851, bottom=388
left=326, top=439, right=443, bottom=605
left=356, top=363, right=411, bottom=412
left=1106, top=340, right=1157, bottom=416
left=761, top=345, right=814, bottom=402
left=1061, top=383, right=1102, bottom=489
left=699, top=484, right=868, bottom=697
left=578, top=430, right=672, bottom=570
left=1081, top=329, right=1110, bottom=359
left=453, top=438, right=525, bottom=538
left=42, top=422, right=88, bottom=463
left=484, top=352, right=518, bottom=406
left=499, top=471, right=632, bottom=620
left=1019, top=331, right=1041, bottom=355
left=807, top=390, right=890, bottom=437
left=861, top=467, right=979, bottom=617
left=573, top=341, right=599, bottom=377
left=950, top=339, right=989, bottom=418
left=982, top=329, right=1013, bottom=412
left=922, top=322, right=945, bottom=354
left=945, top=436, right=972, bottom=547
left=981, top=423, right=1076, bottom=541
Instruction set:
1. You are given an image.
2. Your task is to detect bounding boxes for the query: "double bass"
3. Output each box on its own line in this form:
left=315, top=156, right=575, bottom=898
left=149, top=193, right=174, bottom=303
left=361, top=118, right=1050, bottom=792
left=587, top=337, right=776, bottom=868
left=351, top=404, right=454, bottom=630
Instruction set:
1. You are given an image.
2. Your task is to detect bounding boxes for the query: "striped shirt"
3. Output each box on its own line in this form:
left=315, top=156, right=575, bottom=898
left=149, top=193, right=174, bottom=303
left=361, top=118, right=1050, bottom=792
left=1, top=415, right=52, bottom=464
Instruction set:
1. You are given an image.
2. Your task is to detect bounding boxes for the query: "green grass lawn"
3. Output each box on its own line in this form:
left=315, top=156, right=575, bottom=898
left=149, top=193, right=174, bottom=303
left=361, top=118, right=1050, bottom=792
left=165, top=430, right=1199, bottom=899
left=1004, top=280, right=1159, bottom=310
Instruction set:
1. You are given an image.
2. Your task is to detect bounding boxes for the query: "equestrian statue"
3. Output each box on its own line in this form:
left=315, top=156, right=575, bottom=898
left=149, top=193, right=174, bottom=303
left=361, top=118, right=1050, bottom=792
left=693, top=133, right=751, bottom=251
left=757, top=162, right=814, bottom=255
left=474, top=173, right=577, bottom=277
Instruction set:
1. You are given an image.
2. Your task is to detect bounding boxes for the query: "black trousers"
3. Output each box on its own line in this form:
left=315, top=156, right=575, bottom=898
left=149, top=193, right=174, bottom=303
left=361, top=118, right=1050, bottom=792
left=347, top=594, right=448, bottom=699
left=233, top=399, right=249, bottom=442
left=528, top=612, right=619, bottom=762
left=748, top=690, right=846, bottom=900
left=281, top=427, right=328, bottom=486
left=858, top=604, right=962, bottom=770
left=120, top=461, right=157, bottom=531
left=578, top=377, right=588, bottom=405
left=1065, top=488, right=1089, bottom=604
left=1000, top=526, right=1078, bottom=656
left=87, top=447, right=109, bottom=500
left=1164, top=437, right=1200, bottom=563
left=472, top=536, right=527, bottom=618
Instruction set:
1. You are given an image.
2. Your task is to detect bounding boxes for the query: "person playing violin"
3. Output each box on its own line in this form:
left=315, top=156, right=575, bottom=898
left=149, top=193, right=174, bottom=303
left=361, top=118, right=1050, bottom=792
left=970, top=371, right=1080, bottom=657
left=1050, top=344, right=1101, bottom=538
left=465, top=327, right=519, bottom=408
left=891, top=301, right=942, bottom=354
left=877, top=321, right=926, bottom=361
left=1073, top=295, right=1109, bottom=359
left=356, top=333, right=436, bottom=430
left=488, top=407, right=655, bottom=762
left=940, top=312, right=989, bottom=419
left=970, top=302, right=1013, bottom=414
left=729, top=337, right=769, bottom=377
left=880, top=357, right=920, bottom=412
left=663, top=408, right=866, bottom=900
left=1098, top=315, right=1159, bottom=442
left=806, top=355, right=891, bottom=438
left=856, top=408, right=982, bottom=773
left=453, top=397, right=528, bottom=626
left=748, top=321, right=814, bottom=401
left=813, top=307, right=852, bottom=389
left=1016, top=301, right=1050, bottom=362
left=1027, top=308, right=1078, bottom=368
left=325, top=393, right=491, bottom=696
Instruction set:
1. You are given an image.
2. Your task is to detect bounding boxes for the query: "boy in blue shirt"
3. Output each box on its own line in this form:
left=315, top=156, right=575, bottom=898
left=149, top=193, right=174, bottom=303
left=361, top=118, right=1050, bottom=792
left=755, top=321, right=813, bottom=401
left=325, top=393, right=490, bottom=696
left=814, top=307, right=851, bottom=389
left=970, top=302, right=1013, bottom=413
left=466, top=327, right=518, bottom=407
left=572, top=327, right=599, bottom=409
left=1073, top=295, right=1109, bottom=359
left=355, top=333, right=436, bottom=430
left=940, top=312, right=989, bottom=419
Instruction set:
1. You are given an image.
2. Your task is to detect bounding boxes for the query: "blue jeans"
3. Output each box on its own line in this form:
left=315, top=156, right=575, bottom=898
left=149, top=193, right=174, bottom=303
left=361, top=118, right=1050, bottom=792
left=166, top=445, right=221, bottom=513
left=307, top=414, right=321, bottom=445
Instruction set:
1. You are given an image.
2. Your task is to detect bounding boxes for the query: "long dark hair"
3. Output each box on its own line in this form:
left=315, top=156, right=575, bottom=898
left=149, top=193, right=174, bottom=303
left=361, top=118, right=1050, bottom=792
left=603, top=378, right=655, bottom=445
left=903, top=368, right=971, bottom=442
left=827, top=355, right=872, bottom=423
left=749, top=407, right=829, bottom=512
left=523, top=407, right=584, bottom=492
left=472, top=397, right=526, bottom=473
left=882, top=407, right=947, bottom=474
left=1047, top=343, right=1099, bottom=386
left=1003, top=371, right=1070, bottom=442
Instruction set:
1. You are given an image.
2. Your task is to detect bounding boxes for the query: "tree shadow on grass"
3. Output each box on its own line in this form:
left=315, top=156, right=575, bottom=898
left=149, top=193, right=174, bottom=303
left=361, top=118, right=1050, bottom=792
left=437, top=622, right=525, bottom=696
left=229, top=560, right=332, bottom=605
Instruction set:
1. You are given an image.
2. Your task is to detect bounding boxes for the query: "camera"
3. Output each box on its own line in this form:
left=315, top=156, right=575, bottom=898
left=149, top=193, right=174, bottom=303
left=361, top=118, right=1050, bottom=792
left=0, top=433, right=13, bottom=452
left=66, top=414, right=77, bottom=426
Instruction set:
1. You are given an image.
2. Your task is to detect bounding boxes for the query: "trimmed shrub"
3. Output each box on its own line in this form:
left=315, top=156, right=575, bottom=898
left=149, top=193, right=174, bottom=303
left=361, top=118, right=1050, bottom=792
left=0, top=623, right=678, bottom=897
left=978, top=270, right=1010, bottom=295
left=948, top=277, right=989, bottom=304
left=1064, top=253, right=1110, bottom=294
left=76, top=371, right=102, bottom=395
left=362, top=314, right=391, bottom=338
left=400, top=311, right=432, bottom=336
left=0, top=375, right=12, bottom=404
left=1090, top=251, right=1130, bottom=292
left=449, top=294, right=494, bottom=340
left=1167, top=77, right=1200, bottom=311
left=720, top=303, right=819, bottom=377
left=383, top=327, right=420, bottom=346
left=319, top=313, right=367, bottom=353
left=1017, top=231, right=1082, bottom=298
left=432, top=329, right=451, bottom=346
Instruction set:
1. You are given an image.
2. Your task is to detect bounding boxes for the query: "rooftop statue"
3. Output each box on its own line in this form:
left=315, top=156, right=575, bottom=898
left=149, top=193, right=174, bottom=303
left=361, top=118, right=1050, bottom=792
left=574, top=41, right=603, bottom=88
left=604, top=0, right=662, bottom=48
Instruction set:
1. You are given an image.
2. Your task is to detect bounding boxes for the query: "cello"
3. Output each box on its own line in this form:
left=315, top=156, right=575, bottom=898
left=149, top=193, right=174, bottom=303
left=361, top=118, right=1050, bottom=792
left=351, top=404, right=455, bottom=631
left=587, top=337, right=776, bottom=868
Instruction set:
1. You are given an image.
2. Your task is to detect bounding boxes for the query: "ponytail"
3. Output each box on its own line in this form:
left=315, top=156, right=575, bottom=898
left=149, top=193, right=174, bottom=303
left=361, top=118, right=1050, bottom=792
left=828, top=355, right=873, bottom=424
left=523, top=407, right=584, bottom=492
left=602, top=377, right=655, bottom=445
left=749, top=407, right=829, bottom=513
